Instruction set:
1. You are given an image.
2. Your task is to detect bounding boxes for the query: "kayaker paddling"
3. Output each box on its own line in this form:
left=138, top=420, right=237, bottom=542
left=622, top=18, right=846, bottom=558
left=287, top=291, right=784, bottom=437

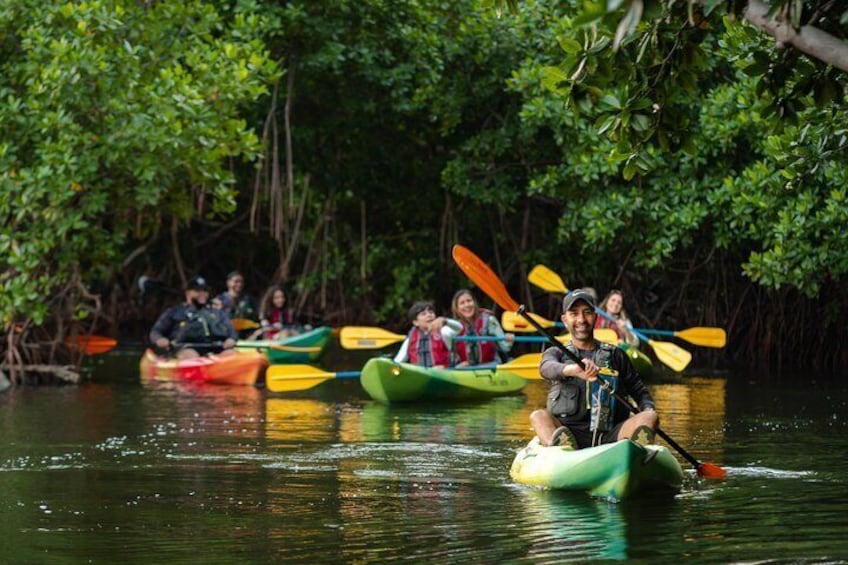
left=530, top=288, right=658, bottom=449
left=149, top=276, right=238, bottom=359
left=393, top=301, right=461, bottom=369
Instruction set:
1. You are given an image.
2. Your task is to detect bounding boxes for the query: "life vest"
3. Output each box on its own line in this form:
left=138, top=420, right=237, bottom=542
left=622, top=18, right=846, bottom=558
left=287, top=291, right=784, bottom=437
left=595, top=316, right=623, bottom=340
left=454, top=309, right=498, bottom=364
left=407, top=327, right=451, bottom=368
left=564, top=341, right=617, bottom=432
left=174, top=306, right=233, bottom=344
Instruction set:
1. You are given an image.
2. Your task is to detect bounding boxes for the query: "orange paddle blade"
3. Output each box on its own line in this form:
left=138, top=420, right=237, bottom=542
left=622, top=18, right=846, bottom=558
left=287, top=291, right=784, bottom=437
left=697, top=462, right=727, bottom=479
left=65, top=335, right=117, bottom=355
left=452, top=245, right=519, bottom=312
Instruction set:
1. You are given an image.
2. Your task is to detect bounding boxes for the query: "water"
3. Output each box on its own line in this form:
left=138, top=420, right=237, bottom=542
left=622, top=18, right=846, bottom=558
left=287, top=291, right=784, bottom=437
left=1, top=348, right=847, bottom=563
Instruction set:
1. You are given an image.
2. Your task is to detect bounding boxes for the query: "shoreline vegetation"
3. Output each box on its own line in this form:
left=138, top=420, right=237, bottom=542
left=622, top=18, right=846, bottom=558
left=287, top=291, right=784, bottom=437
left=2, top=1, right=847, bottom=378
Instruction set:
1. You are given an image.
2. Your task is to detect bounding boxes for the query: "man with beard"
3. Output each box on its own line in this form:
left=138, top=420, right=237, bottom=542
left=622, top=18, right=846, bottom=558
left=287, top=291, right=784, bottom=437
left=529, top=288, right=658, bottom=449
left=149, top=275, right=237, bottom=359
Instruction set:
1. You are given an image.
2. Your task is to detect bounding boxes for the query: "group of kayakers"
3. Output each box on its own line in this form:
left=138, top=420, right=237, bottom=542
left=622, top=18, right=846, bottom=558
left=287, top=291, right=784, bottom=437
left=393, top=286, right=658, bottom=452
left=148, top=272, right=306, bottom=359
left=148, top=271, right=659, bottom=455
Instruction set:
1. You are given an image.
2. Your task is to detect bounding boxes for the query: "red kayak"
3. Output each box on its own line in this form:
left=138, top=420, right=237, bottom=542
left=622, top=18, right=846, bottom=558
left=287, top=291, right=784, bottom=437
left=139, top=349, right=268, bottom=386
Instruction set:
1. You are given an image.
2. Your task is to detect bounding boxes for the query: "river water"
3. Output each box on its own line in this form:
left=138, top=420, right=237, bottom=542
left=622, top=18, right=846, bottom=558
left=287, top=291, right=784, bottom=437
left=1, top=347, right=847, bottom=563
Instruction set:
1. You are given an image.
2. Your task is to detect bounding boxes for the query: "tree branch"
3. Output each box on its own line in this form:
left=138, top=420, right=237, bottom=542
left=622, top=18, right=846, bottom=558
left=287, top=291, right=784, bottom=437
left=744, top=0, right=848, bottom=72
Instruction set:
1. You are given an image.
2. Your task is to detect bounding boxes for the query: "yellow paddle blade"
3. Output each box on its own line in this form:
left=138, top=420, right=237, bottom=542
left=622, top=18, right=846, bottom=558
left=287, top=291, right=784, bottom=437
left=232, top=318, right=260, bottom=331
left=496, top=353, right=542, bottom=379
left=647, top=339, right=692, bottom=372
left=676, top=327, right=727, bottom=348
left=266, top=364, right=336, bottom=392
left=501, top=311, right=558, bottom=332
left=528, top=264, right=569, bottom=294
left=340, top=326, right=407, bottom=349
left=594, top=328, right=620, bottom=345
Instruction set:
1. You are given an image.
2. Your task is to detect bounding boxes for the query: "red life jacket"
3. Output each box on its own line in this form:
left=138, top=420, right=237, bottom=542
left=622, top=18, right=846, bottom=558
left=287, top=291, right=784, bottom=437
left=454, top=309, right=497, bottom=364
left=594, top=316, right=623, bottom=340
left=407, top=327, right=451, bottom=367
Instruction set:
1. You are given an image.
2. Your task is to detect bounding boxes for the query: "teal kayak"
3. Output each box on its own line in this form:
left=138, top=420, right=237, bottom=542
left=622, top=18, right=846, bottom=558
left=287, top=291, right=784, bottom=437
left=510, top=437, right=684, bottom=501
left=360, top=357, right=527, bottom=404
left=237, top=326, right=333, bottom=364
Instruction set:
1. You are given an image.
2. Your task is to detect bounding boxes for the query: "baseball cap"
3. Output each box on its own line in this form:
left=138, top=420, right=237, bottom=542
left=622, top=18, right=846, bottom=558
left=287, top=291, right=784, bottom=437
left=186, top=275, right=210, bottom=291
left=562, top=288, right=596, bottom=311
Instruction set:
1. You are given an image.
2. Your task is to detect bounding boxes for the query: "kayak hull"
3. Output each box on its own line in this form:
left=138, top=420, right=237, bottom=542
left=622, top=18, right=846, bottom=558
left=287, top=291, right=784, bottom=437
left=139, top=349, right=268, bottom=386
left=510, top=437, right=684, bottom=501
left=237, top=326, right=332, bottom=364
left=360, top=357, right=527, bottom=404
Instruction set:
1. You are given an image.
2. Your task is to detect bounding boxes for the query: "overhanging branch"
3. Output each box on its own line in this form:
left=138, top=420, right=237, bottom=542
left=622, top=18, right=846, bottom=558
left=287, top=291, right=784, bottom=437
left=744, top=0, right=848, bottom=72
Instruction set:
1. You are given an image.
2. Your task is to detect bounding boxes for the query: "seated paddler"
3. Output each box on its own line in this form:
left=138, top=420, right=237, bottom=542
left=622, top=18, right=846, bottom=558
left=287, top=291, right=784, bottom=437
left=393, top=301, right=462, bottom=369
left=530, top=288, right=659, bottom=449
left=149, top=275, right=238, bottom=359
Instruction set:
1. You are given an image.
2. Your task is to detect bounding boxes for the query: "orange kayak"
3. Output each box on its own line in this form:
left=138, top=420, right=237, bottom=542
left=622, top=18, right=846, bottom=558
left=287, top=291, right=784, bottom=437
left=139, top=349, right=268, bottom=386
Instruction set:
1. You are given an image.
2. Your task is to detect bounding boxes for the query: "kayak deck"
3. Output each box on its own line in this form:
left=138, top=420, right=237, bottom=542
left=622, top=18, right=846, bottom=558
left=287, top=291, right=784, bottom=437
left=360, top=357, right=527, bottom=404
left=237, top=326, right=333, bottom=364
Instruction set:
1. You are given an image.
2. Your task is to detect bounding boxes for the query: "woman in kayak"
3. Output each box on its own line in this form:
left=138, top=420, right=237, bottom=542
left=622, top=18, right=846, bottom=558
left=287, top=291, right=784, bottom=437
left=394, top=301, right=462, bottom=369
left=252, top=285, right=309, bottom=340
left=595, top=289, right=639, bottom=348
left=450, top=289, right=514, bottom=366
left=531, top=288, right=658, bottom=449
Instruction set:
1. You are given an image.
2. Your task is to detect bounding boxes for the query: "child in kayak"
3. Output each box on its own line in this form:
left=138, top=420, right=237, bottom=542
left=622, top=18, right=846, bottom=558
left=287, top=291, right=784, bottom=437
left=393, top=301, right=462, bottom=369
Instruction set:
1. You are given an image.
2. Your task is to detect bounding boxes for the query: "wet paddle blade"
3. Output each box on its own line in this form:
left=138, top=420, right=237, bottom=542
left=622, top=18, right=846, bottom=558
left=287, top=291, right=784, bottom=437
left=340, top=326, right=406, bottom=350
left=697, top=461, right=728, bottom=479
left=527, top=264, right=569, bottom=294
left=648, top=338, right=692, bottom=372
left=676, top=327, right=727, bottom=348
left=266, top=364, right=336, bottom=392
left=452, top=245, right=520, bottom=312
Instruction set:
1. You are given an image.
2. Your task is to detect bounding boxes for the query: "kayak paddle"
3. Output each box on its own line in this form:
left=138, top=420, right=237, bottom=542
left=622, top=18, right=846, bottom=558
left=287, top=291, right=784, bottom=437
left=231, top=318, right=260, bottom=331
left=634, top=327, right=727, bottom=348
left=527, top=264, right=692, bottom=372
left=501, top=312, right=620, bottom=344
left=453, top=245, right=726, bottom=479
left=65, top=335, right=118, bottom=355
left=341, top=325, right=578, bottom=349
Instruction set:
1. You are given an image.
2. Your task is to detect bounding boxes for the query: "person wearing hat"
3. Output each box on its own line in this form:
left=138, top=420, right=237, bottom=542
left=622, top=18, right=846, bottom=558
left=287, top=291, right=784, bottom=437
left=149, top=275, right=238, bottom=359
left=393, top=301, right=462, bottom=368
left=529, top=288, right=658, bottom=449
left=215, top=271, right=259, bottom=331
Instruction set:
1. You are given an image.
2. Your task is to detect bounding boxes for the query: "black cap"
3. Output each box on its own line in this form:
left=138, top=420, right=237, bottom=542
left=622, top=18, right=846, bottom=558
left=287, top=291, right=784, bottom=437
left=186, top=275, right=210, bottom=291
left=562, top=288, right=596, bottom=311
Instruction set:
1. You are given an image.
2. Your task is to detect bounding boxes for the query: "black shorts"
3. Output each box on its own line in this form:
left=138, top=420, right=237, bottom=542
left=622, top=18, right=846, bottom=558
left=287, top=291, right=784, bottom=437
left=561, top=422, right=626, bottom=449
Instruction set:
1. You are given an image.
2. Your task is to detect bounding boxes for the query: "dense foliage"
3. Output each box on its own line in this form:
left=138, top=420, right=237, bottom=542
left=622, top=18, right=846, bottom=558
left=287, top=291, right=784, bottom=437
left=0, top=0, right=276, bottom=349
left=1, top=0, right=846, bottom=373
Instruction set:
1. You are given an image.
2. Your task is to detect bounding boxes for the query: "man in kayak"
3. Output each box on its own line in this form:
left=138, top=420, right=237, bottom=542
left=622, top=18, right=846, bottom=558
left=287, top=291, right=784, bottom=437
left=393, top=301, right=462, bottom=368
left=531, top=288, right=658, bottom=449
left=149, top=275, right=238, bottom=359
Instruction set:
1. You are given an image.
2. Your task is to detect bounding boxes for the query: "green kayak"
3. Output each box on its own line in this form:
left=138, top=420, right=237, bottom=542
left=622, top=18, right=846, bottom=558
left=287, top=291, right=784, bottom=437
left=510, top=437, right=684, bottom=501
left=360, top=357, right=528, bottom=404
left=618, top=343, right=654, bottom=378
left=237, top=326, right=333, bottom=364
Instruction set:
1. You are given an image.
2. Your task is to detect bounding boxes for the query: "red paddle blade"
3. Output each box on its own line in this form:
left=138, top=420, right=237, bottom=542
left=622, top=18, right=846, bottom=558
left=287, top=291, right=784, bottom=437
left=697, top=462, right=727, bottom=479
left=452, top=245, right=520, bottom=312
